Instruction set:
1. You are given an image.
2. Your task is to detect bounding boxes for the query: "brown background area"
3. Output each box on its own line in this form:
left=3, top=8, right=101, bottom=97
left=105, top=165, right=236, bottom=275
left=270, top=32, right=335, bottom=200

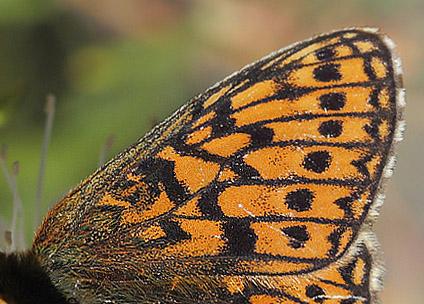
left=0, top=1, right=423, bottom=303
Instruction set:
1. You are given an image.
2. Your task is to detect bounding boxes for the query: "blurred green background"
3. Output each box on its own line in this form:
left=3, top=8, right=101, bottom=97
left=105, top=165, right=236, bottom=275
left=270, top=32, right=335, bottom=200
left=0, top=1, right=423, bottom=303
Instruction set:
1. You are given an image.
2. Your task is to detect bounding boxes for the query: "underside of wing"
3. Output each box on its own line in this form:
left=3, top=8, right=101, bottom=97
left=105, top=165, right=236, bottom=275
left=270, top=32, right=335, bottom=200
left=33, top=28, right=404, bottom=303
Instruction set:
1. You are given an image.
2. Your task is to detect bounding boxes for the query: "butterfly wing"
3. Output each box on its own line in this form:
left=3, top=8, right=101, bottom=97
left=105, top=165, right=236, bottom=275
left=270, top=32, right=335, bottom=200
left=34, top=28, right=404, bottom=303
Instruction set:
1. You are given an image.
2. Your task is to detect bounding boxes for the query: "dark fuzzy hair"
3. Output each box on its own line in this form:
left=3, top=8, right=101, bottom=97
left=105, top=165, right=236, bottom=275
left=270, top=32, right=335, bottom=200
left=0, top=251, right=69, bottom=304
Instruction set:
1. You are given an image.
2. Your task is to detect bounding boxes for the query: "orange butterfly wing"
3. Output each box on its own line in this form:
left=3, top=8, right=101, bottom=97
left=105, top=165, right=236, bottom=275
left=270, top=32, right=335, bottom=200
left=34, top=28, right=404, bottom=303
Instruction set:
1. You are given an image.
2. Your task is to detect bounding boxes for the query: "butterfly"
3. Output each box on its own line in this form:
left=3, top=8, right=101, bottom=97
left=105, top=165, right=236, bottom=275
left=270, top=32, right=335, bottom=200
left=0, top=28, right=404, bottom=304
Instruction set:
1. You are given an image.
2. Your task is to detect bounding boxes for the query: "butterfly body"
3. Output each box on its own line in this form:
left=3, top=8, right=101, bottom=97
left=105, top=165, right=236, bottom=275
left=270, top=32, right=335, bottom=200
left=1, top=28, right=404, bottom=304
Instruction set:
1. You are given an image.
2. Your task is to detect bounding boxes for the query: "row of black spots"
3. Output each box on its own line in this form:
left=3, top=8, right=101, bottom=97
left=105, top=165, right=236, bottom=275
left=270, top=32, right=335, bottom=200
left=281, top=185, right=352, bottom=215
left=231, top=79, right=379, bottom=121
left=312, top=49, right=389, bottom=85
left=226, top=81, right=354, bottom=121
left=238, top=109, right=355, bottom=144
left=302, top=148, right=377, bottom=177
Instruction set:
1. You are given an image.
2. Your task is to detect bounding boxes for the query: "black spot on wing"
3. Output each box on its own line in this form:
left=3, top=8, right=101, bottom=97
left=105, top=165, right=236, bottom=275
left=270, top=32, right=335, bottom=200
left=313, top=64, right=342, bottom=82
left=318, top=120, right=343, bottom=138
left=223, top=220, right=257, bottom=256
left=303, top=151, right=332, bottom=173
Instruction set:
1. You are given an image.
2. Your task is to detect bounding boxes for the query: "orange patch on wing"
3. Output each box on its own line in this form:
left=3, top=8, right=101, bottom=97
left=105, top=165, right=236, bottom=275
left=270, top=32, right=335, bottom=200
left=267, top=116, right=373, bottom=144
left=192, top=111, right=216, bottom=129
left=98, top=193, right=130, bottom=208
left=217, top=184, right=350, bottom=220
left=354, top=40, right=377, bottom=53
left=218, top=167, right=238, bottom=182
left=204, top=85, right=231, bottom=109
left=249, top=294, right=296, bottom=304
left=378, top=88, right=390, bottom=109
left=231, top=80, right=278, bottom=110
left=366, top=154, right=382, bottom=179
left=224, top=276, right=245, bottom=294
left=337, top=228, right=354, bottom=256
left=251, top=221, right=337, bottom=258
left=186, top=126, right=212, bottom=145
left=378, top=119, right=390, bottom=142
left=334, top=44, right=353, bottom=57
left=353, top=257, right=367, bottom=285
left=244, top=146, right=369, bottom=180
left=163, top=219, right=224, bottom=257
left=315, top=262, right=347, bottom=285
left=201, top=133, right=250, bottom=157
left=343, top=32, right=358, bottom=39
left=157, top=146, right=220, bottom=193
left=121, top=190, right=174, bottom=224
left=351, top=191, right=369, bottom=220
left=232, top=86, right=373, bottom=127
left=371, top=56, right=387, bottom=78
left=174, top=196, right=202, bottom=216
left=139, top=224, right=166, bottom=241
